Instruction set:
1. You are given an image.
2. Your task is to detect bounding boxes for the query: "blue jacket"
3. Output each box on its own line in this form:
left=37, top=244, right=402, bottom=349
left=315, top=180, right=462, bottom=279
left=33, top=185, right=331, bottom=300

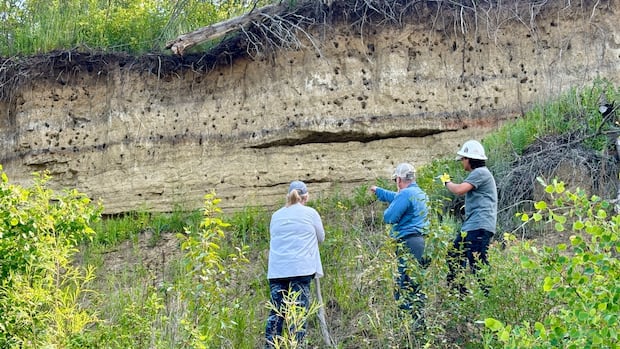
left=375, top=183, right=429, bottom=239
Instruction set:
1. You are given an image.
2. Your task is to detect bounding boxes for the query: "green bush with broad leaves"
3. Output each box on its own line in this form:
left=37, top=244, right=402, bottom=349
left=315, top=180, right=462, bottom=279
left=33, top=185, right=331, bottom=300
left=484, top=178, right=619, bottom=348
left=0, top=167, right=103, bottom=348
left=175, top=191, right=250, bottom=349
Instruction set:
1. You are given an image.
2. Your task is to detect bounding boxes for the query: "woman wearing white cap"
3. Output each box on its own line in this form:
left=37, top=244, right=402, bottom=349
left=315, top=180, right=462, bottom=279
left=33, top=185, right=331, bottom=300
left=264, top=180, right=325, bottom=348
left=442, top=140, right=498, bottom=296
left=370, top=163, right=429, bottom=323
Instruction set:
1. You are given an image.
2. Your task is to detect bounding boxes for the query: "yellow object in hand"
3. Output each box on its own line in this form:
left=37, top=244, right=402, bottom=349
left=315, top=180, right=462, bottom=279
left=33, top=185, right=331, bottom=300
left=440, top=173, right=451, bottom=185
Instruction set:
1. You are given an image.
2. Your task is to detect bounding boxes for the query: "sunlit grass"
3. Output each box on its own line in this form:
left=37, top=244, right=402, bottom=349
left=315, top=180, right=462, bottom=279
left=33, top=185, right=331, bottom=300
left=0, top=0, right=270, bottom=56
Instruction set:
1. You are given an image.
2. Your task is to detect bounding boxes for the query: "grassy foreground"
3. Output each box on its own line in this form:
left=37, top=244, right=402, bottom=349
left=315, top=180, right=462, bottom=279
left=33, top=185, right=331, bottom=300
left=76, top=177, right=618, bottom=349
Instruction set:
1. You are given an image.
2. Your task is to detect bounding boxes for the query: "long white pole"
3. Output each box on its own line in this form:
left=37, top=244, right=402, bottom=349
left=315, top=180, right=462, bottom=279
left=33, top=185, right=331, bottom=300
left=314, top=277, right=335, bottom=347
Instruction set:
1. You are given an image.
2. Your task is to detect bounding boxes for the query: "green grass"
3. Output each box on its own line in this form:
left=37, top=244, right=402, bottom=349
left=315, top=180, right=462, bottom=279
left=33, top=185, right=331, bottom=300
left=0, top=0, right=269, bottom=56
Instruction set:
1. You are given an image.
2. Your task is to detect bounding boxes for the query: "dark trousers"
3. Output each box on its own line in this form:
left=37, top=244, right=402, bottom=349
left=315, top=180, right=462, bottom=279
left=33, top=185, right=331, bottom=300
left=395, top=234, right=427, bottom=314
left=264, top=275, right=313, bottom=348
left=447, top=229, right=493, bottom=295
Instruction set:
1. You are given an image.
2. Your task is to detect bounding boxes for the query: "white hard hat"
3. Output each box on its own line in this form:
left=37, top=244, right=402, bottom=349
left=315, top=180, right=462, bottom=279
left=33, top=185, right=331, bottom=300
left=456, top=140, right=488, bottom=160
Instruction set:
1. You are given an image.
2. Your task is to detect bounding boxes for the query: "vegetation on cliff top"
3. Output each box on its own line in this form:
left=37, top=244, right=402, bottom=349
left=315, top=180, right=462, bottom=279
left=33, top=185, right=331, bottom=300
left=1, top=0, right=605, bottom=57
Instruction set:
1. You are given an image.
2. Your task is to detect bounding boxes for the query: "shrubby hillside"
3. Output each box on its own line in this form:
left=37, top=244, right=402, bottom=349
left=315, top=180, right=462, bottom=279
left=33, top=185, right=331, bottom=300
left=1, top=81, right=618, bottom=348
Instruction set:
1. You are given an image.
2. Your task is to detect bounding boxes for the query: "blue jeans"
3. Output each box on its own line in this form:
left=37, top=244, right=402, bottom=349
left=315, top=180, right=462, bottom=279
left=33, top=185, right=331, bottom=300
left=264, top=275, right=313, bottom=348
left=447, top=229, right=493, bottom=295
left=395, top=234, right=427, bottom=313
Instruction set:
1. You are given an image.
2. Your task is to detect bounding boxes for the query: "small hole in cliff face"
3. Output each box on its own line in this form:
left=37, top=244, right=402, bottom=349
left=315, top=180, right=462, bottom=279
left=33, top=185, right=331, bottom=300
left=361, top=101, right=367, bottom=109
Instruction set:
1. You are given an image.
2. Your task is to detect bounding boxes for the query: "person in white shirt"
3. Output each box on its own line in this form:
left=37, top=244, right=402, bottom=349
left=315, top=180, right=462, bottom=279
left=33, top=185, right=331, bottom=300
left=264, top=180, right=325, bottom=348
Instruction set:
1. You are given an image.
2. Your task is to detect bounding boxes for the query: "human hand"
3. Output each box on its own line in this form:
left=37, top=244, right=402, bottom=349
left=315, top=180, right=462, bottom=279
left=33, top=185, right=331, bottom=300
left=439, top=173, right=451, bottom=186
left=369, top=185, right=377, bottom=194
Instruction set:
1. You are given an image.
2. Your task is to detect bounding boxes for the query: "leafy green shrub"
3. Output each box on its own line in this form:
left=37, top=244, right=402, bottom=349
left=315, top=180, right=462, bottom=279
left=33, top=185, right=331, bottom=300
left=0, top=168, right=102, bottom=348
left=484, top=179, right=619, bottom=348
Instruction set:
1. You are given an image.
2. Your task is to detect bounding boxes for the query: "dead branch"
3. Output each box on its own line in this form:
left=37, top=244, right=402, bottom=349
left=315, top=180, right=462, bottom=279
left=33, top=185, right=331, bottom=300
left=165, top=3, right=284, bottom=56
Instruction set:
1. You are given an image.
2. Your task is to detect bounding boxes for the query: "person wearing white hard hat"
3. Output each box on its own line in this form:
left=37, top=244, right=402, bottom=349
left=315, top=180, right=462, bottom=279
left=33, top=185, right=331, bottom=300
left=440, top=140, right=497, bottom=296
left=264, top=180, right=325, bottom=348
left=370, top=163, right=429, bottom=324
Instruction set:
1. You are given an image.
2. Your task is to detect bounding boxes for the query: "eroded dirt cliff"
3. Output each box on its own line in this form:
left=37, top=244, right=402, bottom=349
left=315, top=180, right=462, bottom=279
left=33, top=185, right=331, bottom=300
left=1, top=1, right=619, bottom=213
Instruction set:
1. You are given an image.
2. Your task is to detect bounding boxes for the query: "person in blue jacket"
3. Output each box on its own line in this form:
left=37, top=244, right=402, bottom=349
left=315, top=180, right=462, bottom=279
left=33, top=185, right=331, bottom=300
left=370, top=163, right=429, bottom=321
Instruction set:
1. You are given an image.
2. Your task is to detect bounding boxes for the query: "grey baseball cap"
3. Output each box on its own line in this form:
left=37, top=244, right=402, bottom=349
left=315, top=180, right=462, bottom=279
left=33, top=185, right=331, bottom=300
left=391, top=163, right=416, bottom=180
left=288, top=180, right=308, bottom=195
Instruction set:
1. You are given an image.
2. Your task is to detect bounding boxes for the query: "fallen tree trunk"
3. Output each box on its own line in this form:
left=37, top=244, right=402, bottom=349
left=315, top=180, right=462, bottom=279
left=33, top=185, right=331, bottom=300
left=165, top=3, right=282, bottom=56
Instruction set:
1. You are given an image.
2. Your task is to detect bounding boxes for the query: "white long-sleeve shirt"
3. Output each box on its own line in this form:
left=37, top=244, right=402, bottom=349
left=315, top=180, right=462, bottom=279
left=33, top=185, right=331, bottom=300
left=267, top=203, right=325, bottom=279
